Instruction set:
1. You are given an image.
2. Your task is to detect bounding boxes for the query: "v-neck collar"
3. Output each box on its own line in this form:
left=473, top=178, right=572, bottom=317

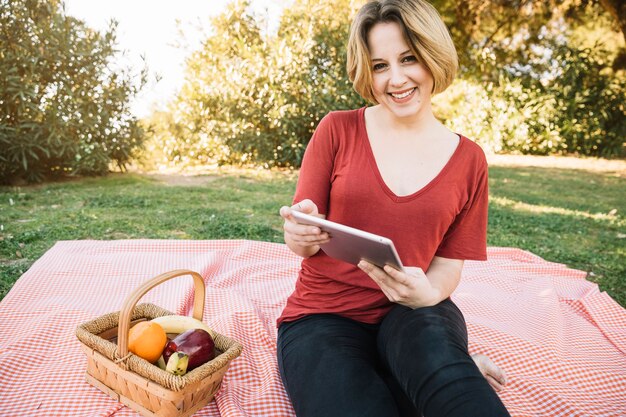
left=358, top=106, right=465, bottom=202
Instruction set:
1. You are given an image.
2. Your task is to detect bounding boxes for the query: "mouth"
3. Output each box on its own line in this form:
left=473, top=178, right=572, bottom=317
left=388, top=87, right=416, bottom=101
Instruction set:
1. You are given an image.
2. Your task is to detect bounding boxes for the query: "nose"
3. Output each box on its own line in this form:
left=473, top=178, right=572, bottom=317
left=389, top=64, right=407, bottom=87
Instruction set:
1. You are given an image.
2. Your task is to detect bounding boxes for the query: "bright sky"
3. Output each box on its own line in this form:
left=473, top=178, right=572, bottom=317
left=63, top=0, right=287, bottom=118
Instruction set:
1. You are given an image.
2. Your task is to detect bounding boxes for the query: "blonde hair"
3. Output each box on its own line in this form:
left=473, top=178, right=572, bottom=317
left=347, top=0, right=458, bottom=103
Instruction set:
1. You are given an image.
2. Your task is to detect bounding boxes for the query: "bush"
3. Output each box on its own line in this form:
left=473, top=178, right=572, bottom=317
left=144, top=0, right=624, bottom=168
left=438, top=43, right=625, bottom=158
left=142, top=0, right=364, bottom=169
left=436, top=78, right=527, bottom=153
left=548, top=44, right=625, bottom=157
left=0, top=0, right=147, bottom=183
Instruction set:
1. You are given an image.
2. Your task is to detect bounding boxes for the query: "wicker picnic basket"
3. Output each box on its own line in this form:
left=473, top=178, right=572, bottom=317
left=76, top=269, right=243, bottom=417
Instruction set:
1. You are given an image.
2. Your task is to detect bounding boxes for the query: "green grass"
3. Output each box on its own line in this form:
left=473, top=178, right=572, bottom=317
left=1, top=163, right=624, bottom=307
left=487, top=166, right=625, bottom=305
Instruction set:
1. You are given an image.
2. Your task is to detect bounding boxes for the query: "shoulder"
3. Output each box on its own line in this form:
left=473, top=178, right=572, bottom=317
left=307, top=108, right=364, bottom=154
left=458, top=135, right=488, bottom=170
left=319, top=107, right=364, bottom=129
left=312, top=108, right=365, bottom=148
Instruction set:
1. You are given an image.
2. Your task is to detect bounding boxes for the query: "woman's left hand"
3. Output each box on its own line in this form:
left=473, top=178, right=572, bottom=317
left=358, top=261, right=440, bottom=309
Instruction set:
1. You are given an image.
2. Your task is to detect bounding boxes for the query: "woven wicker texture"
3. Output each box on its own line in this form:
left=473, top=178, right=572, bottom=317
left=76, top=303, right=241, bottom=392
left=74, top=270, right=242, bottom=416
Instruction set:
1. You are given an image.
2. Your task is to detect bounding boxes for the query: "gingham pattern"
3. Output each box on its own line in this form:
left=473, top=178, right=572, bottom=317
left=0, top=240, right=624, bottom=416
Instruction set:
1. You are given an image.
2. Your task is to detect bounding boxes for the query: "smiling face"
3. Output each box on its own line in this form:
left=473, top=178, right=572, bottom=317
left=367, top=21, right=434, bottom=121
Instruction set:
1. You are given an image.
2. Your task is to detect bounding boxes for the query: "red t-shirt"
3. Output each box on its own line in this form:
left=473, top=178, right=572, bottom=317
left=277, top=107, right=488, bottom=325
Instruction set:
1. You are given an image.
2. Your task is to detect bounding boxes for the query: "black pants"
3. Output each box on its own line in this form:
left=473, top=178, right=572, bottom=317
left=277, top=299, right=510, bottom=417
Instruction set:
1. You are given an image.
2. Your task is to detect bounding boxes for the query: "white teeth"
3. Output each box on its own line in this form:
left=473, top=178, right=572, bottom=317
left=391, top=89, right=414, bottom=99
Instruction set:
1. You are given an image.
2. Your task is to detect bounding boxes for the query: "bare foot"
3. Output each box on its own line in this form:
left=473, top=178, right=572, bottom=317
left=472, top=353, right=507, bottom=391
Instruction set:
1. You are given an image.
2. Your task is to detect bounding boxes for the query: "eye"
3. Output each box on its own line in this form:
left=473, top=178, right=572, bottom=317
left=402, top=55, right=418, bottom=64
left=373, top=63, right=387, bottom=72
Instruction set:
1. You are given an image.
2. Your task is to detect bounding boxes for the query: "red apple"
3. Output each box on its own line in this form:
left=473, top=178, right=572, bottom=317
left=163, top=328, right=215, bottom=372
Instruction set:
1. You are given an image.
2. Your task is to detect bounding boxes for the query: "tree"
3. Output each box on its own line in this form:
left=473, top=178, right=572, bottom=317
left=599, top=0, right=625, bottom=41
left=146, top=0, right=624, bottom=167
left=146, top=0, right=365, bottom=168
left=0, top=0, right=147, bottom=183
left=599, top=0, right=626, bottom=69
left=431, top=0, right=625, bottom=157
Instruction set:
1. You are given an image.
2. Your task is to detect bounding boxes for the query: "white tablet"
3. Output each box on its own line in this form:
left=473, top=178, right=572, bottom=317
left=291, top=210, right=404, bottom=271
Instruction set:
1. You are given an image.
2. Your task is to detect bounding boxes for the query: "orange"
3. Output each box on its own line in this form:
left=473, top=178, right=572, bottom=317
left=128, top=321, right=167, bottom=363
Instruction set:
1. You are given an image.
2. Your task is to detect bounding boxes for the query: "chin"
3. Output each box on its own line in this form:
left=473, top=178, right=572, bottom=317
left=384, top=101, right=424, bottom=120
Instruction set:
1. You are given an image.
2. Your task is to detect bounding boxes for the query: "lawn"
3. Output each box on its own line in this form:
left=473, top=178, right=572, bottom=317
left=1, top=158, right=624, bottom=307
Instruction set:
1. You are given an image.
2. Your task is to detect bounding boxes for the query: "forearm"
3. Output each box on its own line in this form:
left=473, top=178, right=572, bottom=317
left=423, top=257, right=464, bottom=306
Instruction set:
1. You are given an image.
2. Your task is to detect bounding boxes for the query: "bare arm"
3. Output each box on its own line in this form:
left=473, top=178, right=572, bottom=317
left=420, top=256, right=464, bottom=305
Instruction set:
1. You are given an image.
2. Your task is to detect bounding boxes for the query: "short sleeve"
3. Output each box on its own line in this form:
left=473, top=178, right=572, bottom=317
left=292, top=113, right=338, bottom=215
left=435, top=159, right=489, bottom=261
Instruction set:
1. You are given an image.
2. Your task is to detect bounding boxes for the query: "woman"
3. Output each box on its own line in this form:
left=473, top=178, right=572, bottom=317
left=277, top=1, right=510, bottom=416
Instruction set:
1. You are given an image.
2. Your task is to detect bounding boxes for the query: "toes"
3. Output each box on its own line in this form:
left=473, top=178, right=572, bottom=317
left=485, top=374, right=504, bottom=392
left=472, top=353, right=507, bottom=390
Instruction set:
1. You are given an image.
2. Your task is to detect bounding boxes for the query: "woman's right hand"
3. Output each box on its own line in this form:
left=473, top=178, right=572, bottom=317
left=279, top=199, right=330, bottom=257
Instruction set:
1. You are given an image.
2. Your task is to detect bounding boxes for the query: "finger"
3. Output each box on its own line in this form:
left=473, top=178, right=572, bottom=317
left=383, top=265, right=411, bottom=286
left=378, top=285, right=395, bottom=303
left=292, top=199, right=316, bottom=214
left=359, top=261, right=398, bottom=293
left=284, top=220, right=323, bottom=237
left=361, top=261, right=402, bottom=290
left=279, top=205, right=292, bottom=219
left=288, top=235, right=330, bottom=247
left=379, top=265, right=418, bottom=295
left=359, top=262, right=392, bottom=291
left=287, top=228, right=329, bottom=244
left=358, top=260, right=382, bottom=278
left=284, top=219, right=329, bottom=243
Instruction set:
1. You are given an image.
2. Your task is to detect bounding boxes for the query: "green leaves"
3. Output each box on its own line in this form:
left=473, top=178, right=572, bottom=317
left=143, top=0, right=624, bottom=167
left=436, top=0, right=625, bottom=158
left=0, top=0, right=147, bottom=183
left=144, top=0, right=365, bottom=169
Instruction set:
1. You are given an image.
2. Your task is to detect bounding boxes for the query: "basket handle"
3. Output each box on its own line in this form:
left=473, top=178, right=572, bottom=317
left=116, top=269, right=206, bottom=359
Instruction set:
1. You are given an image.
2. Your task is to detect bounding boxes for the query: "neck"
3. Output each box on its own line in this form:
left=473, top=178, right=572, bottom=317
left=376, top=103, right=440, bottom=134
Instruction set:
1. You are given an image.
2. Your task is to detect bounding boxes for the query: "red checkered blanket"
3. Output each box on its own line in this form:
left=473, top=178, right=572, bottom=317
left=0, top=240, right=624, bottom=416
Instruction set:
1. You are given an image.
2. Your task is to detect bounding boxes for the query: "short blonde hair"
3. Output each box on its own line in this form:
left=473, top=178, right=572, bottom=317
left=347, top=0, right=458, bottom=103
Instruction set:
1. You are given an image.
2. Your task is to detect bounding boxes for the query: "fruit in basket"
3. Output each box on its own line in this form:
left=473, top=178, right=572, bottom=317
left=165, top=352, right=189, bottom=375
left=128, top=321, right=168, bottom=363
left=157, top=355, right=167, bottom=370
left=151, top=315, right=215, bottom=337
left=163, top=328, right=215, bottom=372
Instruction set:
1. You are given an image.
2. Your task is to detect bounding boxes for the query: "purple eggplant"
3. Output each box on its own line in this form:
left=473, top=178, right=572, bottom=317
left=163, top=328, right=215, bottom=372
